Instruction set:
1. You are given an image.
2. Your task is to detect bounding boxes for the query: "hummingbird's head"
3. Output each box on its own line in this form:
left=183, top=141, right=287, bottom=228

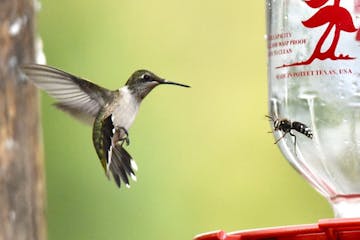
left=126, top=69, right=190, bottom=100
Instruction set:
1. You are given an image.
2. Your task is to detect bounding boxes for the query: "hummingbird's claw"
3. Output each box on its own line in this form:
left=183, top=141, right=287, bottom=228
left=122, top=137, right=130, bottom=146
left=118, top=127, right=130, bottom=146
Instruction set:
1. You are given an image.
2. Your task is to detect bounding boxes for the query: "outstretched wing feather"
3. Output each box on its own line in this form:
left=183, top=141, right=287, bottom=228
left=21, top=64, right=113, bottom=124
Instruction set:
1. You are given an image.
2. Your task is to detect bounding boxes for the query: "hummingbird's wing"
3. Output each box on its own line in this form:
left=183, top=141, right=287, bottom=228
left=21, top=64, right=113, bottom=124
left=97, top=114, right=137, bottom=188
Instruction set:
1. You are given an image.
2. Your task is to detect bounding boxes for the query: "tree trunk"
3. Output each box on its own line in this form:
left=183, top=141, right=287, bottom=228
left=0, top=1, right=46, bottom=240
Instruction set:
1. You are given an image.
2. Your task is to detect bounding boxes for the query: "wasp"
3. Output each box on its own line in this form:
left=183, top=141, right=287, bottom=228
left=266, top=115, right=313, bottom=151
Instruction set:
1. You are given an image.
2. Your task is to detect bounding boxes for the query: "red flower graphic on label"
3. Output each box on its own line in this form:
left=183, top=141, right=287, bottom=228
left=278, top=0, right=357, bottom=68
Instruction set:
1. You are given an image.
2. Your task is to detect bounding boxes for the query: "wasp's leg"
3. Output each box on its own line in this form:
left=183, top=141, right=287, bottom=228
left=274, top=132, right=288, bottom=144
left=290, top=131, right=297, bottom=154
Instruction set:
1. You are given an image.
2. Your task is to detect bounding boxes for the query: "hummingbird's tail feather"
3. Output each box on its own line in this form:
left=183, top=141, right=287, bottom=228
left=114, top=144, right=135, bottom=175
left=94, top=112, right=138, bottom=188
left=109, top=152, right=129, bottom=188
left=109, top=144, right=137, bottom=188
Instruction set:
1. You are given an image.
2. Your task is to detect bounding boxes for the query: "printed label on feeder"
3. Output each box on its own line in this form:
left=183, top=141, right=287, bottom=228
left=268, top=0, right=360, bottom=80
left=268, top=32, right=306, bottom=57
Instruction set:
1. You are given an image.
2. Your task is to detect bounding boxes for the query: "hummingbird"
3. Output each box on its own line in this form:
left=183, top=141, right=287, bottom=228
left=21, top=64, right=190, bottom=188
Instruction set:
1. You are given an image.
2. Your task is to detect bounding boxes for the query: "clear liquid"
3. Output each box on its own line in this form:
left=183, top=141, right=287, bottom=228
left=270, top=92, right=360, bottom=198
left=267, top=0, right=360, bottom=200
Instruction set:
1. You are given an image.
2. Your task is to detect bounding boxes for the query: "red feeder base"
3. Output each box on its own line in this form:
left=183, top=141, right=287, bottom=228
left=194, top=218, right=360, bottom=240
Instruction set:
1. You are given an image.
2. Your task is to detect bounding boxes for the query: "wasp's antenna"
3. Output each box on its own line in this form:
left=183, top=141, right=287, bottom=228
left=265, top=115, right=275, bottom=122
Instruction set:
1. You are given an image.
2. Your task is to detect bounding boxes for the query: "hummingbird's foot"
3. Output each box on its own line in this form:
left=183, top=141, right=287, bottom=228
left=118, top=127, right=130, bottom=146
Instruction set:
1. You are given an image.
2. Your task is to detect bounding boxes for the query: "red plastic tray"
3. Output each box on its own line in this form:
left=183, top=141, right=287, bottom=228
left=194, top=218, right=360, bottom=240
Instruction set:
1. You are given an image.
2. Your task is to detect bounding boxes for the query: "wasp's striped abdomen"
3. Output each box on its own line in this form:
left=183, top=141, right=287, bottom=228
left=291, top=121, right=313, bottom=139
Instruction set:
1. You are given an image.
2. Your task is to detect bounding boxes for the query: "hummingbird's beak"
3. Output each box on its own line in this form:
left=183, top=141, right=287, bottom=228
left=158, top=79, right=190, bottom=88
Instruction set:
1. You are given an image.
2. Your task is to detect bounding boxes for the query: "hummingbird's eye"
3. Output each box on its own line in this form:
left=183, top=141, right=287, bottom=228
left=142, top=73, right=151, bottom=81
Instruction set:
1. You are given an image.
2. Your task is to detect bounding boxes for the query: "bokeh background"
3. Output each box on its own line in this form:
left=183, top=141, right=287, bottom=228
left=37, top=1, right=331, bottom=240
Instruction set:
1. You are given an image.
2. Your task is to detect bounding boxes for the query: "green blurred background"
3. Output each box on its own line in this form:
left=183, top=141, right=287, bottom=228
left=37, top=1, right=332, bottom=240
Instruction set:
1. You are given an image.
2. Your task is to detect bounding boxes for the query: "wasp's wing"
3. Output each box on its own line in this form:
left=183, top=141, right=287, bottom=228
left=21, top=64, right=113, bottom=124
left=97, top=114, right=137, bottom=188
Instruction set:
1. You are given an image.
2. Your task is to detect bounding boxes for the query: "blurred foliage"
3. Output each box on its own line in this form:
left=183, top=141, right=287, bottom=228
left=37, top=1, right=331, bottom=240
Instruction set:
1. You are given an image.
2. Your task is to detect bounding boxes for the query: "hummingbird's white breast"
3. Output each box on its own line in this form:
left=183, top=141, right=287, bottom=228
left=112, top=86, right=140, bottom=130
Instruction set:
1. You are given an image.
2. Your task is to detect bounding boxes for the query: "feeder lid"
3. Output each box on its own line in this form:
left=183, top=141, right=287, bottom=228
left=194, top=218, right=360, bottom=240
